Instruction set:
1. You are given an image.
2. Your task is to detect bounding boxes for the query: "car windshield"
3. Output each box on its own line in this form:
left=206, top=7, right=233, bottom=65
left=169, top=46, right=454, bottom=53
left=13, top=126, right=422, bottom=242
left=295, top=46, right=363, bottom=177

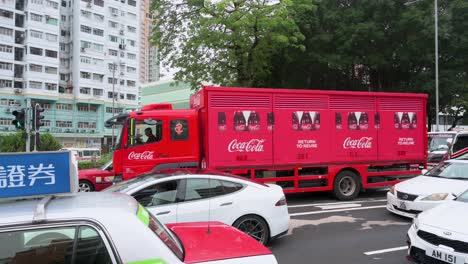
left=99, top=160, right=112, bottom=170
left=137, top=205, right=184, bottom=260
left=102, top=175, right=160, bottom=193
left=425, top=162, right=468, bottom=180
left=428, top=134, right=454, bottom=151
left=457, top=190, right=468, bottom=203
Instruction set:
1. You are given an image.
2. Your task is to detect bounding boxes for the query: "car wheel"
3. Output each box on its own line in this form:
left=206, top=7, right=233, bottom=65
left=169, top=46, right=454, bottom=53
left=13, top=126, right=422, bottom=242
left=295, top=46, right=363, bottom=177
left=333, top=170, right=361, bottom=201
left=79, top=180, right=95, bottom=192
left=233, top=215, right=270, bottom=245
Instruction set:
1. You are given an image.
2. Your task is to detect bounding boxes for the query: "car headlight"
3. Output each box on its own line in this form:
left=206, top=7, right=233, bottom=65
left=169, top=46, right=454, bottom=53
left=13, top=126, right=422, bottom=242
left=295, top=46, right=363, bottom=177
left=412, top=215, right=419, bottom=231
left=389, top=185, right=396, bottom=195
left=421, top=193, right=449, bottom=201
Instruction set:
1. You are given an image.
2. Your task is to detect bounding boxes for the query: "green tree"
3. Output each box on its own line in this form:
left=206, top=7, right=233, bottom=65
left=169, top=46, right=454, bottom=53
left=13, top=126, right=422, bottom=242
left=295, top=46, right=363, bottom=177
left=0, top=132, right=62, bottom=152
left=152, top=0, right=309, bottom=89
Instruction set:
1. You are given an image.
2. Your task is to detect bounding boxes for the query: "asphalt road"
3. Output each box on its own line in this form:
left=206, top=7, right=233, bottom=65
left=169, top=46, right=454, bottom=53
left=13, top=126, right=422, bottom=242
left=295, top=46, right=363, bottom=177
left=270, top=190, right=413, bottom=264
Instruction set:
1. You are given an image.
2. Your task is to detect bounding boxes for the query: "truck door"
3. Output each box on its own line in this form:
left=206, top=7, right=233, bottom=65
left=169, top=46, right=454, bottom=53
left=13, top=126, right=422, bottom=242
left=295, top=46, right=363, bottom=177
left=122, top=117, right=170, bottom=178
left=450, top=134, right=468, bottom=159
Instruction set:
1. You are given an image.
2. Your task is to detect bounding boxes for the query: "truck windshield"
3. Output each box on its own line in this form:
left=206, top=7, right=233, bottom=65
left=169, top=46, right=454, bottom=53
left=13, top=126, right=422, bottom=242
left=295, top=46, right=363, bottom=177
left=428, top=134, right=454, bottom=151
left=114, top=125, right=124, bottom=150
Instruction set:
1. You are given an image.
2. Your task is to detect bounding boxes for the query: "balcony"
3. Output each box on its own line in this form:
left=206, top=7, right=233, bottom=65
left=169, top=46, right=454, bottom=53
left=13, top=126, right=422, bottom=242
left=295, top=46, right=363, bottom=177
left=15, top=0, right=24, bottom=11
left=14, top=31, right=24, bottom=45
left=14, top=48, right=23, bottom=61
left=15, top=14, right=24, bottom=28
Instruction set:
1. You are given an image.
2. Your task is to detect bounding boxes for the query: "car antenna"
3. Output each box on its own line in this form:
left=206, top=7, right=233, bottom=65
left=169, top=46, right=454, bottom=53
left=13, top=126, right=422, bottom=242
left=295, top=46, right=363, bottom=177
left=207, top=175, right=212, bottom=234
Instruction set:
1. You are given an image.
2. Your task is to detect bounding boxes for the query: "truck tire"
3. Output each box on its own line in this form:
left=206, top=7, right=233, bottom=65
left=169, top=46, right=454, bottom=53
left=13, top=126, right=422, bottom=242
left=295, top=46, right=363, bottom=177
left=79, top=180, right=95, bottom=192
left=333, top=170, right=361, bottom=201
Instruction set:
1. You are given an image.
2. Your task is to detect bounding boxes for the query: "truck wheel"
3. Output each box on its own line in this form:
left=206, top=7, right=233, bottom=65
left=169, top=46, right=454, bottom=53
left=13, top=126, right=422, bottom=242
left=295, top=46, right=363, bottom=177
left=333, top=171, right=361, bottom=201
left=79, top=180, right=95, bottom=192
left=233, top=215, right=270, bottom=245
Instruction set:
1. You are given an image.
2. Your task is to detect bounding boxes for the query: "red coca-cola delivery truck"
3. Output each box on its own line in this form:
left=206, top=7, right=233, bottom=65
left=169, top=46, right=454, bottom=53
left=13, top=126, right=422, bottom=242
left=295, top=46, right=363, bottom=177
left=105, top=86, right=428, bottom=200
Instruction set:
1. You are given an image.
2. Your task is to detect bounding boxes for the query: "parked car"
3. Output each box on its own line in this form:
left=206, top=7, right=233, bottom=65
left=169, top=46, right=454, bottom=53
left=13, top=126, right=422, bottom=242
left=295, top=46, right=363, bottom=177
left=387, top=160, right=468, bottom=218
left=407, top=189, right=468, bottom=263
left=78, top=160, right=115, bottom=192
left=61, top=147, right=101, bottom=162
left=103, top=171, right=290, bottom=245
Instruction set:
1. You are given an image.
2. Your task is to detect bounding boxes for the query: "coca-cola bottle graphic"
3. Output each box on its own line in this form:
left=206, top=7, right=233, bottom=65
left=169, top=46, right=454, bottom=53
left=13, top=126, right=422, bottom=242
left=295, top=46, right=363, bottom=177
left=233, top=111, right=246, bottom=131
left=348, top=112, right=358, bottom=130
left=394, top=113, right=401, bottom=129
left=359, top=112, right=369, bottom=130
left=411, top=113, right=417, bottom=129
left=218, top=112, right=226, bottom=131
left=292, top=112, right=299, bottom=131
left=248, top=111, right=260, bottom=131
left=401, top=112, right=411, bottom=129
left=314, top=112, right=321, bottom=130
left=374, top=113, right=380, bottom=129
left=267, top=112, right=274, bottom=131
left=335, top=113, right=342, bottom=130
left=300, top=112, right=313, bottom=131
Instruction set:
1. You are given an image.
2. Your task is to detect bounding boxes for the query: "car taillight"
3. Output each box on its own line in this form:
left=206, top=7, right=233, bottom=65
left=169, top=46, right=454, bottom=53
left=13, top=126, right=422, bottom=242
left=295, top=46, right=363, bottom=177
left=275, top=196, right=287, bottom=206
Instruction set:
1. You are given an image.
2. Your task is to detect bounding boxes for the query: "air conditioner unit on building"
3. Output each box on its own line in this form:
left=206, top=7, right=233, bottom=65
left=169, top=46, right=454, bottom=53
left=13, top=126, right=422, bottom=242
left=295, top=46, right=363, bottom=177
left=119, top=30, right=124, bottom=35
left=14, top=88, right=22, bottom=94
left=5, top=108, right=11, bottom=113
left=81, top=47, right=86, bottom=52
left=112, top=13, right=117, bottom=17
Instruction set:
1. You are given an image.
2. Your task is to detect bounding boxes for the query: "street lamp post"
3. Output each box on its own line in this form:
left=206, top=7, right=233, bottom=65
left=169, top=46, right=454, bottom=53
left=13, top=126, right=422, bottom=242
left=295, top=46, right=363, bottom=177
left=111, top=62, right=116, bottom=150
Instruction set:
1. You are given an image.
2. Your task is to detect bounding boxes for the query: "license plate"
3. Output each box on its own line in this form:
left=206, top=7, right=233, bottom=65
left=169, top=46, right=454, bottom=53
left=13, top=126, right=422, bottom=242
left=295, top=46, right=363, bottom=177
left=426, top=249, right=464, bottom=264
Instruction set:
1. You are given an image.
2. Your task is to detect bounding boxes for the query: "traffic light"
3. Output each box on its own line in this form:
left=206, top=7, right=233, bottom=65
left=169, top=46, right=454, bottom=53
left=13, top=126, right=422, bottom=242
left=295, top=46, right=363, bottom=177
left=12, top=109, right=26, bottom=130
left=33, top=103, right=45, bottom=131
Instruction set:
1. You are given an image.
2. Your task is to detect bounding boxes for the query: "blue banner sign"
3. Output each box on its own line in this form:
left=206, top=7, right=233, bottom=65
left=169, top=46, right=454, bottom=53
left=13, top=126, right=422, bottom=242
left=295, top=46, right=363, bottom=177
left=0, top=151, right=77, bottom=199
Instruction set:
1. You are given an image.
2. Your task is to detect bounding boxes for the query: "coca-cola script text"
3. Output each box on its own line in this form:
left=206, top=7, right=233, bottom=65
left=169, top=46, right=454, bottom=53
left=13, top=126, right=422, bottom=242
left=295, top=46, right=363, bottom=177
left=128, top=151, right=154, bottom=160
left=343, top=137, right=373, bottom=149
left=228, top=139, right=265, bottom=152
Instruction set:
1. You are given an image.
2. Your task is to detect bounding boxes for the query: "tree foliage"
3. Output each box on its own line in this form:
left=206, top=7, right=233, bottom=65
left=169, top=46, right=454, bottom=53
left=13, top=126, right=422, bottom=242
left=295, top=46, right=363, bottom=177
left=0, top=133, right=62, bottom=153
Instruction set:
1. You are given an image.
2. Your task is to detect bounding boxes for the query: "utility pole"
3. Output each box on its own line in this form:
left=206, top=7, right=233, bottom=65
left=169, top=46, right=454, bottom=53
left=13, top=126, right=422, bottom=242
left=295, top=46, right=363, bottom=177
left=25, top=98, right=31, bottom=152
left=434, top=0, right=439, bottom=131
left=111, top=62, right=115, bottom=149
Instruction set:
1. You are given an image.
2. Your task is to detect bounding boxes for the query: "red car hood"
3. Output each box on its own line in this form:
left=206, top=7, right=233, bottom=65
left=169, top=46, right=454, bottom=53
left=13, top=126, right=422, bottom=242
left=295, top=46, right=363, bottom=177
left=166, top=222, right=271, bottom=264
left=79, top=168, right=107, bottom=177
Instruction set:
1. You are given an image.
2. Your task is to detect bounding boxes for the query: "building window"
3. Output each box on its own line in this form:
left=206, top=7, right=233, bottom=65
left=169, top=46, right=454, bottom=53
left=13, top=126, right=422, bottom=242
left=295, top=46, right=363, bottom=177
left=106, top=107, right=122, bottom=113
left=0, top=99, right=20, bottom=106
left=46, top=33, right=58, bottom=42
left=109, top=35, right=118, bottom=42
left=31, top=0, right=43, bottom=4
left=107, top=77, right=117, bottom=84
left=46, top=17, right=58, bottom=26
left=127, top=39, right=135, bottom=47
left=80, top=56, right=91, bottom=64
left=29, top=64, right=42, bottom=72
left=92, top=58, right=103, bottom=66
left=56, top=103, right=72, bottom=110
left=45, top=83, right=57, bottom=91
left=45, top=66, right=57, bottom=74
left=92, top=73, right=103, bottom=82
left=109, top=21, right=118, bottom=28
left=121, top=10, right=125, bottom=17
left=56, top=121, right=73, bottom=128
left=29, top=81, right=42, bottom=89
left=119, top=93, right=124, bottom=100
left=93, top=88, right=103, bottom=96
left=30, top=30, right=43, bottom=39
left=108, top=49, right=118, bottom=56
left=30, top=13, right=43, bottom=22
left=0, top=62, right=13, bottom=71
left=0, top=27, right=13, bottom=36
left=30, top=47, right=43, bottom=56
left=127, top=94, right=136, bottom=100
left=127, top=53, right=136, bottom=60
left=39, top=103, right=51, bottom=110
left=127, top=12, right=136, bottom=20
left=94, top=13, right=104, bottom=22
left=94, top=0, right=104, bottom=7
left=60, top=58, right=69, bottom=67
left=46, top=0, right=59, bottom=9
left=0, top=118, right=13, bottom=126
left=107, top=92, right=116, bottom=99
left=78, top=122, right=96, bottom=128
left=42, top=120, right=51, bottom=127
left=81, top=10, right=92, bottom=18
left=127, top=80, right=136, bottom=87
left=109, top=7, right=118, bottom=16
left=0, top=79, right=13, bottom=88
left=80, top=87, right=91, bottom=94
left=127, top=26, right=136, bottom=33
left=127, top=66, right=136, bottom=73
left=108, top=63, right=116, bottom=71
left=80, top=25, right=92, bottom=34
left=120, top=79, right=125, bottom=86
left=80, top=71, right=91, bottom=79
left=61, top=15, right=66, bottom=21
left=0, top=9, right=14, bottom=19
left=128, top=0, right=136, bottom=7
left=93, top=43, right=103, bottom=52
left=0, top=44, right=13, bottom=53
left=93, top=28, right=104, bottom=36
left=45, top=50, right=58, bottom=58
left=80, top=41, right=91, bottom=49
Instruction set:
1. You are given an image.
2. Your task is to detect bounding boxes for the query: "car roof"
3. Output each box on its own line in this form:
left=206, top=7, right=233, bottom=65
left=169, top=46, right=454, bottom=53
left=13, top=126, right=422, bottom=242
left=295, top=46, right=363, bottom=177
left=0, top=192, right=138, bottom=226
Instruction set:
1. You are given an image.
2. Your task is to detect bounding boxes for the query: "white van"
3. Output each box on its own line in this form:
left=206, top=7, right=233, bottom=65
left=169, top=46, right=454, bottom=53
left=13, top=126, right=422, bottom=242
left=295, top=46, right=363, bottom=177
left=61, top=148, right=101, bottom=162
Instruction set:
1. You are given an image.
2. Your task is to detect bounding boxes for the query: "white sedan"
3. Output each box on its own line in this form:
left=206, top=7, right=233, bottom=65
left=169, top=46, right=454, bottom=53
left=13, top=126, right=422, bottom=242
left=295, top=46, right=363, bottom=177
left=387, top=160, right=468, bottom=218
left=104, top=171, right=290, bottom=244
left=407, top=190, right=468, bottom=264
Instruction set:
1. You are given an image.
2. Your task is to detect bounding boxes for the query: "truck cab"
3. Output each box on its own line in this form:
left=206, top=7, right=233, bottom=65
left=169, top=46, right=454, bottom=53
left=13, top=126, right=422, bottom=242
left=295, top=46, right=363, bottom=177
left=106, top=104, right=200, bottom=180
left=428, top=131, right=468, bottom=166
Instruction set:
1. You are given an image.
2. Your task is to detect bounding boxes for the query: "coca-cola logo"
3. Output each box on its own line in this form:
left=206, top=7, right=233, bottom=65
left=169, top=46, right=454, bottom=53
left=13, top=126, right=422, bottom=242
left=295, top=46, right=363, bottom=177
left=343, top=137, right=373, bottom=149
left=228, top=139, right=265, bottom=152
left=128, top=151, right=154, bottom=160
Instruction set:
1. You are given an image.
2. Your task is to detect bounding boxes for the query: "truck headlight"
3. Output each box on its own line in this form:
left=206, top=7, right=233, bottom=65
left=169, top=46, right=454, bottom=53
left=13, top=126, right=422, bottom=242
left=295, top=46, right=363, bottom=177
left=421, top=193, right=448, bottom=201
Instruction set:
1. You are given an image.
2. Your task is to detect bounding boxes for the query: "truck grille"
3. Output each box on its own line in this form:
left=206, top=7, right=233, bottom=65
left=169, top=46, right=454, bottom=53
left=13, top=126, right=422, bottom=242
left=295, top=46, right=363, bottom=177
left=397, top=191, right=418, bottom=201
left=417, top=230, right=468, bottom=254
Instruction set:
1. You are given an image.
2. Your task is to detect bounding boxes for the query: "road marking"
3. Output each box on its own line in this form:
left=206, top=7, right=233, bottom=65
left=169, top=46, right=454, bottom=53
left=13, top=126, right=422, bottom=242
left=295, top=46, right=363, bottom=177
left=288, top=199, right=387, bottom=208
left=316, top=203, right=362, bottom=210
left=364, top=246, right=407, bottom=255
left=289, top=205, right=386, bottom=216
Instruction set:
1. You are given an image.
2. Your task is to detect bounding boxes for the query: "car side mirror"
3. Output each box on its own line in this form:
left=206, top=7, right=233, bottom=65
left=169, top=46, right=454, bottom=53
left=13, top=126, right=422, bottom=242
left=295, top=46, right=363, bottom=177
left=421, top=169, right=428, bottom=175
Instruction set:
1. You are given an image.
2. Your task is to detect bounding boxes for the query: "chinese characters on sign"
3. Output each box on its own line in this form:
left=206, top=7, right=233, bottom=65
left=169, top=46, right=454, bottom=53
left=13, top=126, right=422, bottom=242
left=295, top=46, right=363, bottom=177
left=0, top=164, right=56, bottom=189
